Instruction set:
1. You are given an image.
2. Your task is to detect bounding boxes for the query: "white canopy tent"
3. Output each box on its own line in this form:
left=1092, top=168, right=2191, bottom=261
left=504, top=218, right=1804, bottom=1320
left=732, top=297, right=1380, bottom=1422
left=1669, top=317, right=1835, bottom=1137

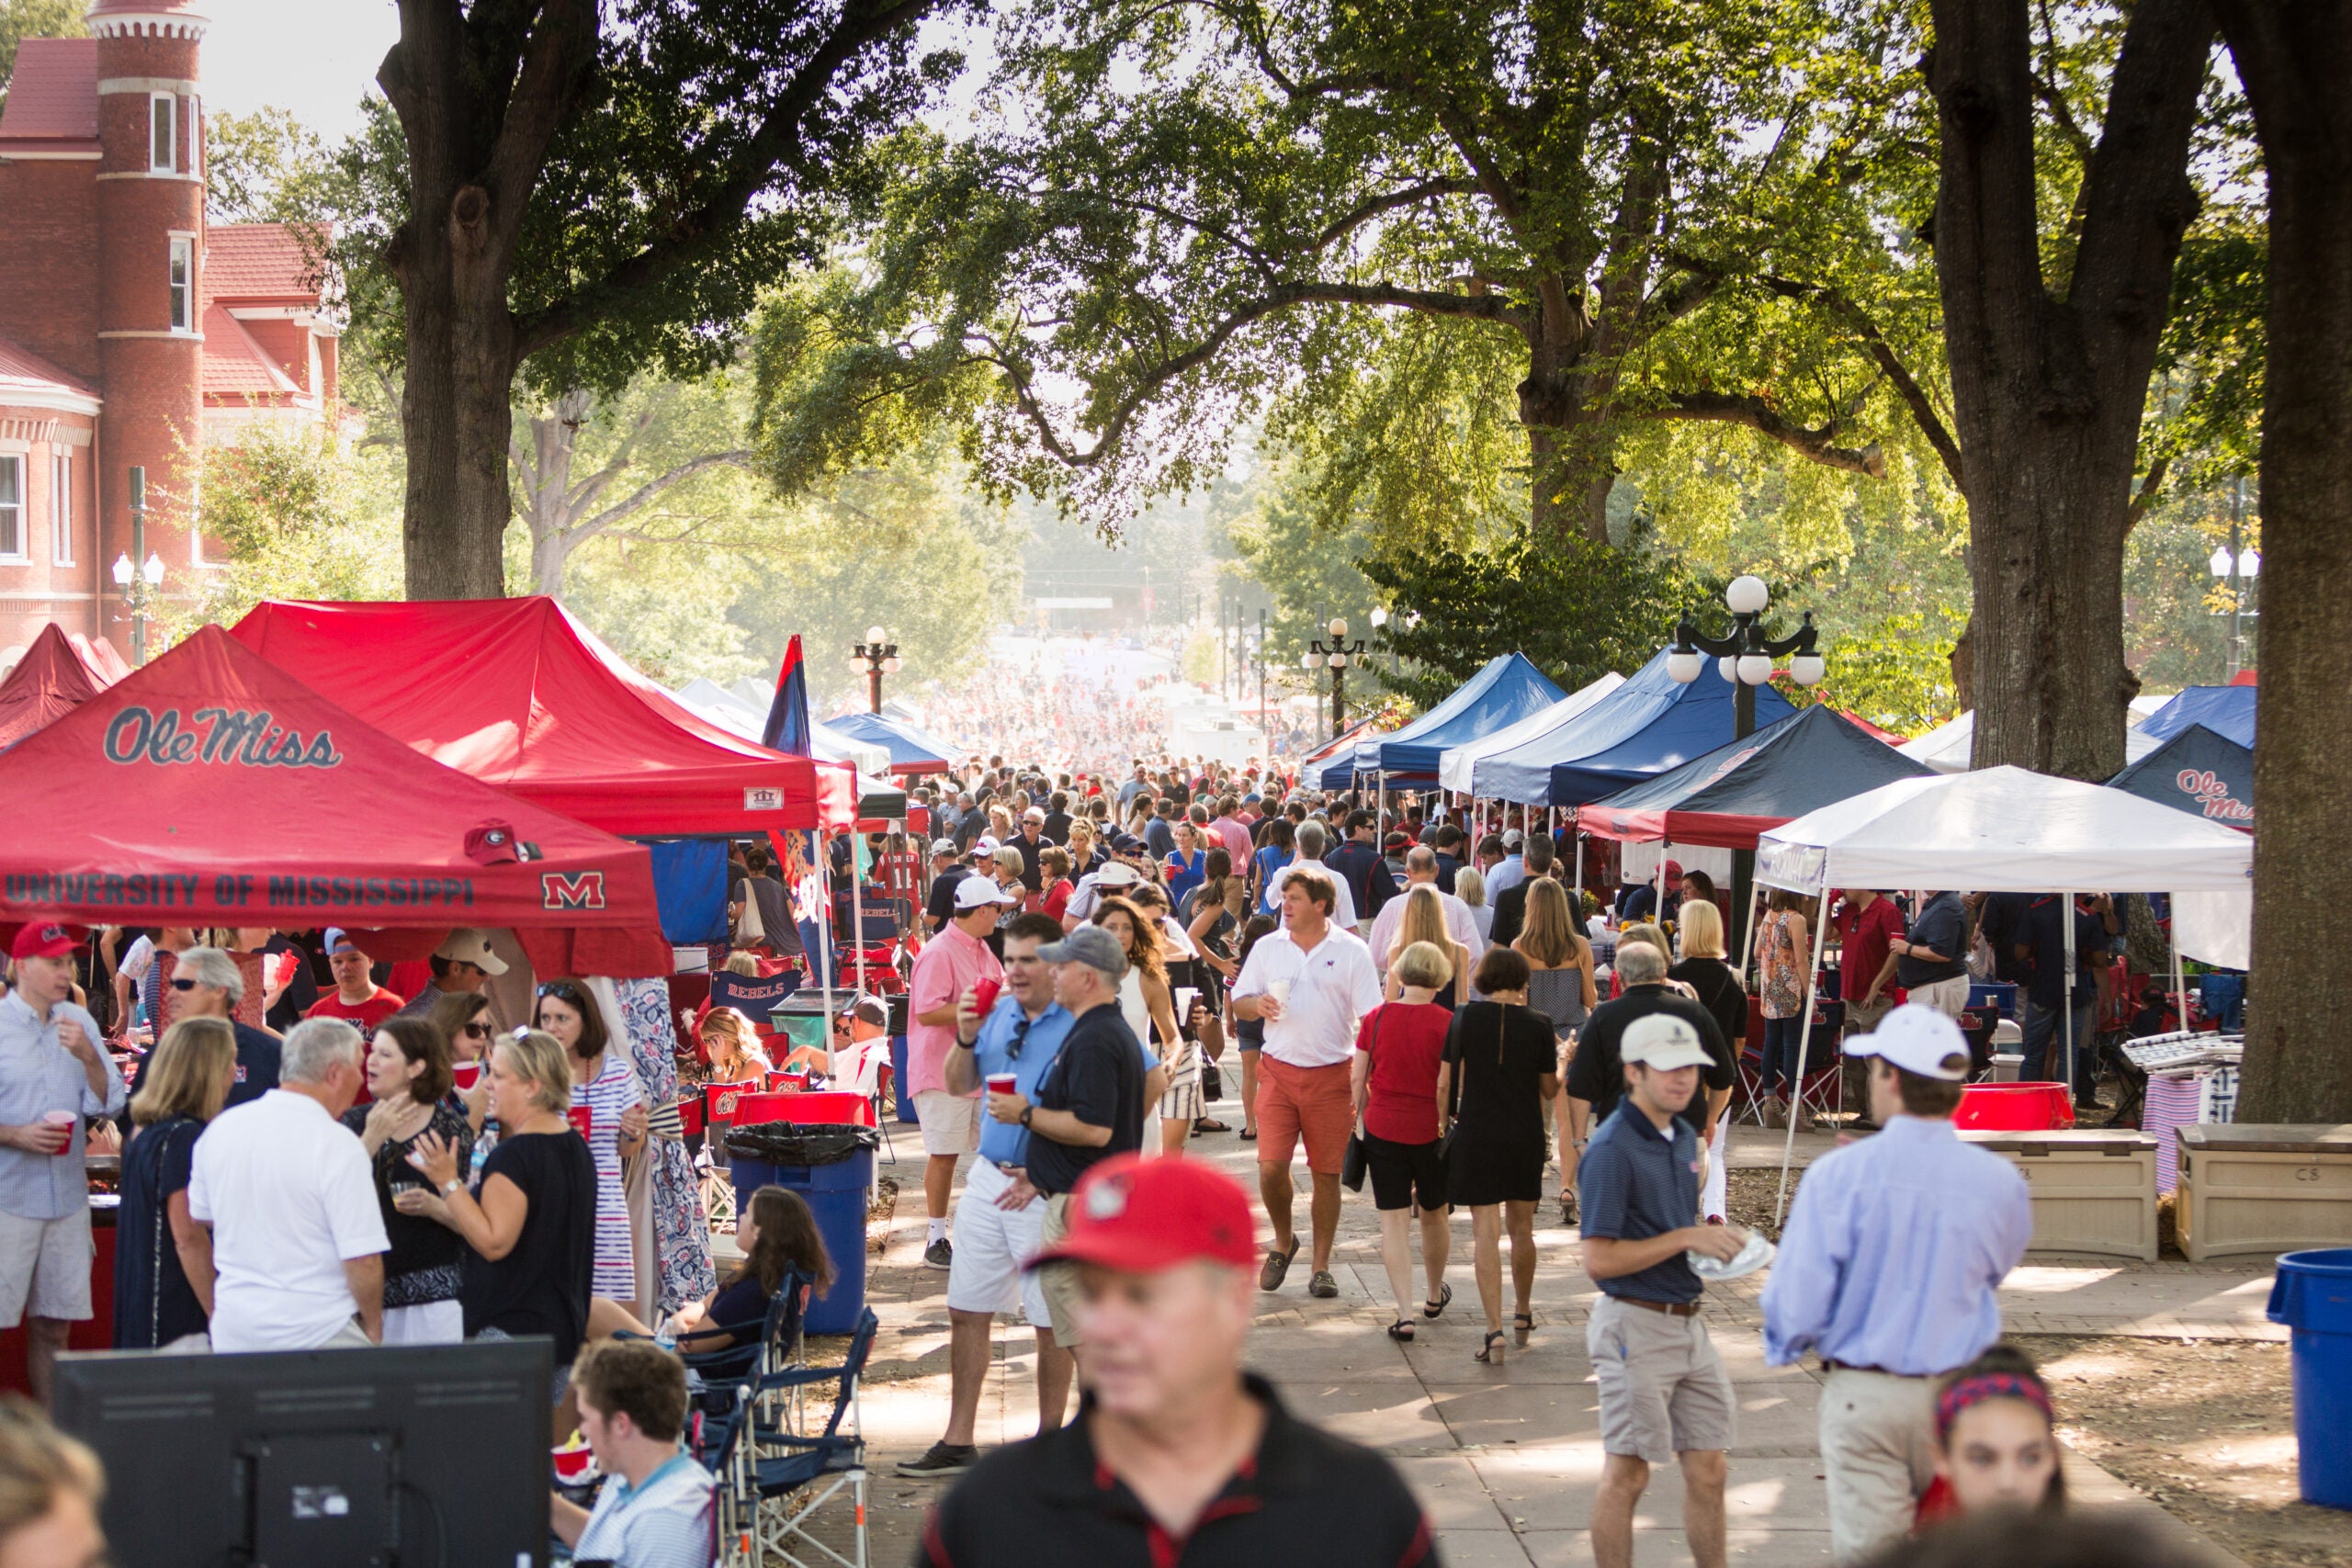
left=1896, top=710, right=2163, bottom=774
left=673, top=678, right=894, bottom=777
left=1436, top=672, right=1625, bottom=795
left=1753, top=766, right=2254, bottom=1216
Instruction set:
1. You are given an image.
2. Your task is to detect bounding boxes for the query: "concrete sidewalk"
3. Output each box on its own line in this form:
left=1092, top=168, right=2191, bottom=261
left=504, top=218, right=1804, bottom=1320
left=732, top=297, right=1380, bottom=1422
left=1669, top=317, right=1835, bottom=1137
left=831, top=1114, right=2262, bottom=1565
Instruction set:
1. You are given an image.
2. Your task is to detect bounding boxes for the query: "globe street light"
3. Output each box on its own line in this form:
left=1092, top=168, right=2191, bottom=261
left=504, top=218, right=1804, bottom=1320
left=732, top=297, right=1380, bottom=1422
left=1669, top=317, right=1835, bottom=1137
left=2210, top=478, right=2260, bottom=680
left=1306, top=615, right=1370, bottom=739
left=851, top=626, right=900, bottom=714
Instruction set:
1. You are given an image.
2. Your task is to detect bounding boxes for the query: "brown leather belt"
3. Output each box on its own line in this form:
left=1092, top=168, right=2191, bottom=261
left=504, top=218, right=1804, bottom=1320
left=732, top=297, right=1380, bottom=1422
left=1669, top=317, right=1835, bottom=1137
left=1617, top=1297, right=1702, bottom=1318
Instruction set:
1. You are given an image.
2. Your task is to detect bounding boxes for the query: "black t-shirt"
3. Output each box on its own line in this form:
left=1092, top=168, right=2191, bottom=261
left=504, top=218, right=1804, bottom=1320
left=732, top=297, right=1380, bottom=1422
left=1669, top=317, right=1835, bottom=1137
left=925, top=870, right=967, bottom=931
left=1025, top=1003, right=1147, bottom=1197
left=1668, top=958, right=1747, bottom=1055
left=1566, top=986, right=1736, bottom=1131
left=1897, top=891, right=1970, bottom=987
left=263, top=934, right=320, bottom=1032
left=342, top=1101, right=474, bottom=1298
left=1041, top=810, right=1073, bottom=846
left=460, top=1131, right=597, bottom=1363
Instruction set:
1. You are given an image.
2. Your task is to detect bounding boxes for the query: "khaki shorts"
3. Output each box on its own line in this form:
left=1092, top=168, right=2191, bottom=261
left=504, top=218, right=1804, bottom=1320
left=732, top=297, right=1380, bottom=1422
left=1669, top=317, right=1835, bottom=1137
left=1254, top=1055, right=1353, bottom=1174
left=1586, top=1293, right=1735, bottom=1463
left=914, top=1089, right=980, bottom=1156
left=0, top=1206, right=93, bottom=1328
left=1035, top=1192, right=1086, bottom=1348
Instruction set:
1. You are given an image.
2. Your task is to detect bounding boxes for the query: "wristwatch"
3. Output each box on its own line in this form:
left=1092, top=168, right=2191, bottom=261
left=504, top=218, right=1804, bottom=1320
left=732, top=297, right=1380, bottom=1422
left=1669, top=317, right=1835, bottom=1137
left=1019, top=1105, right=1035, bottom=1127
left=440, top=1179, right=464, bottom=1198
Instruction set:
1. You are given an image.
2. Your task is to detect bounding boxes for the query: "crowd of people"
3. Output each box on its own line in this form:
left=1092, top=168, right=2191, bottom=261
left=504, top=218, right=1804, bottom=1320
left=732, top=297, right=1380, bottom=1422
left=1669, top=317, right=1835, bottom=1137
left=0, top=704, right=2211, bottom=1568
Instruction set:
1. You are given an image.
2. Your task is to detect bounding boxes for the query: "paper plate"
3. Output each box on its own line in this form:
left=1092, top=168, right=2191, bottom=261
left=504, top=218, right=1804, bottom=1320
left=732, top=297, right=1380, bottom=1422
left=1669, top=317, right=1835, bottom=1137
left=1688, top=1228, right=1776, bottom=1281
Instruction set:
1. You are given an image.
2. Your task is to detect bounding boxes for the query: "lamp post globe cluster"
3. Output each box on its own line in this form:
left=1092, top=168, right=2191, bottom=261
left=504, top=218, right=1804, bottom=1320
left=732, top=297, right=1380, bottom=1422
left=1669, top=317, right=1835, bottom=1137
left=852, top=625, right=901, bottom=714
left=1301, top=607, right=1386, bottom=739
left=1665, top=574, right=1826, bottom=737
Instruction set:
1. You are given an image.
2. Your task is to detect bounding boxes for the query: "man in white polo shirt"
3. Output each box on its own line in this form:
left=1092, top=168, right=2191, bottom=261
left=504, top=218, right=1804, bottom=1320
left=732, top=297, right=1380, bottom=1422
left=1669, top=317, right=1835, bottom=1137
left=1230, top=866, right=1380, bottom=1301
left=188, top=1016, right=389, bottom=1350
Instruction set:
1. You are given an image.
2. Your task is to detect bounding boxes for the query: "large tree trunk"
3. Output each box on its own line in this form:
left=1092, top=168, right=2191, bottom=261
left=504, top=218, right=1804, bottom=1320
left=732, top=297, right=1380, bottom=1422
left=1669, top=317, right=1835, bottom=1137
left=399, top=220, right=517, bottom=600
left=1928, top=0, right=2210, bottom=780
left=2211, top=1, right=2352, bottom=1122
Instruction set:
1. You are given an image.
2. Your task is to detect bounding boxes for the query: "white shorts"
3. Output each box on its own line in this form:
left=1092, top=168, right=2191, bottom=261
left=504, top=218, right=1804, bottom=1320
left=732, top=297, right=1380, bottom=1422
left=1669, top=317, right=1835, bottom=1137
left=380, top=1300, right=466, bottom=1346
left=944, top=1159, right=1051, bottom=1327
left=0, top=1206, right=93, bottom=1327
left=915, top=1089, right=981, bottom=1156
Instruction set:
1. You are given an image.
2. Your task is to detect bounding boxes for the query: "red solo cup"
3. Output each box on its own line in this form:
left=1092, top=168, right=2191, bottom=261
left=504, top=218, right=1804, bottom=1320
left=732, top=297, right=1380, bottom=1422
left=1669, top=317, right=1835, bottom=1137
left=551, top=1444, right=594, bottom=1482
left=970, top=977, right=1002, bottom=1018
left=986, top=1073, right=1017, bottom=1097
left=451, top=1062, right=482, bottom=1090
left=42, top=1110, right=76, bottom=1127
left=567, top=1106, right=593, bottom=1138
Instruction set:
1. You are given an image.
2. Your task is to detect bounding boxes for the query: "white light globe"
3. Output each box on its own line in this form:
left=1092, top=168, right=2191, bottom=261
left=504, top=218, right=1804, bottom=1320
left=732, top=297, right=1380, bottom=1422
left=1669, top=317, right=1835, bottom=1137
left=143, top=553, right=165, bottom=585
left=1736, top=653, right=1775, bottom=685
left=1369, top=605, right=1388, bottom=628
left=111, top=554, right=134, bottom=587
left=1328, top=616, right=1349, bottom=639
left=1328, top=650, right=1350, bottom=668
left=2240, top=548, right=2260, bottom=580
left=1717, top=655, right=1739, bottom=684
left=1725, top=574, right=1770, bottom=616
left=865, top=624, right=888, bottom=645
left=1789, top=653, right=1826, bottom=687
left=1300, top=650, right=1322, bottom=671
left=2209, top=547, right=2233, bottom=579
left=1666, top=649, right=1704, bottom=684
left=881, top=655, right=902, bottom=673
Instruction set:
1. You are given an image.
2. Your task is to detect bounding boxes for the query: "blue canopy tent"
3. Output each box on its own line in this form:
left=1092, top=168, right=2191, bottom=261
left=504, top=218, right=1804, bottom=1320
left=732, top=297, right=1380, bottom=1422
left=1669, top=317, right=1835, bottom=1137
left=1318, top=652, right=1566, bottom=791
left=2136, top=685, right=2256, bottom=749
left=828, top=710, right=959, bottom=775
left=1471, top=649, right=1799, bottom=807
left=2106, top=723, right=2255, bottom=828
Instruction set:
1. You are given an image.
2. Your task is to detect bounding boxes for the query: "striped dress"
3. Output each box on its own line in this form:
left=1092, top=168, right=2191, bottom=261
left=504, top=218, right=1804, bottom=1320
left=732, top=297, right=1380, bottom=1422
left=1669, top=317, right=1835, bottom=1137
left=575, top=1049, right=643, bottom=1300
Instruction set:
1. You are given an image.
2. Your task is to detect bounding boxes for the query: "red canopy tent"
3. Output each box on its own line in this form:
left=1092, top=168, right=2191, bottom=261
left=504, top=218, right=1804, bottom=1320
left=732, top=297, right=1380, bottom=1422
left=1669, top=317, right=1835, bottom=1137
left=0, top=623, right=130, bottom=750
left=229, top=597, right=856, bottom=836
left=0, top=626, right=672, bottom=977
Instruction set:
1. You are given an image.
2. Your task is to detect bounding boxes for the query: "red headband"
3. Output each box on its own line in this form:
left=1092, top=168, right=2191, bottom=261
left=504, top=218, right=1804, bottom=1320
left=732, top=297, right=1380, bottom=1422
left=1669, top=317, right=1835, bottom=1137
left=1937, top=1371, right=2052, bottom=1438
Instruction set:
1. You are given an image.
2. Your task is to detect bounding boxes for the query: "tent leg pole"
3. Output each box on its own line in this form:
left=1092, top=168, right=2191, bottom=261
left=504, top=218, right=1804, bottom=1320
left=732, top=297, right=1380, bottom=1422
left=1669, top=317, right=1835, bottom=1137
left=1573, top=831, right=1585, bottom=906
left=1773, top=898, right=1832, bottom=1227
left=2171, top=900, right=2186, bottom=1032
left=2064, top=889, right=2076, bottom=1104
left=1656, top=841, right=1669, bottom=919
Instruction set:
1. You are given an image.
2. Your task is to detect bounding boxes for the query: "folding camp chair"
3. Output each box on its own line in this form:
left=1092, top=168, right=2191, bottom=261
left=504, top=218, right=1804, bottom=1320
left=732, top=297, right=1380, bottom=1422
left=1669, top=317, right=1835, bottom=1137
left=733, top=1308, right=878, bottom=1568
left=621, top=1269, right=810, bottom=1417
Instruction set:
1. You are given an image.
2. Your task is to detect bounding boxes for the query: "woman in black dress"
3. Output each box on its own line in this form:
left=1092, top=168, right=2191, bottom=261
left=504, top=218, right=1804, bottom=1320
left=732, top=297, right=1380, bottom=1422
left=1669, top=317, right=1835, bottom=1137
left=115, top=1017, right=236, bottom=1349
left=1439, top=948, right=1561, bottom=1363
left=344, top=1017, right=473, bottom=1344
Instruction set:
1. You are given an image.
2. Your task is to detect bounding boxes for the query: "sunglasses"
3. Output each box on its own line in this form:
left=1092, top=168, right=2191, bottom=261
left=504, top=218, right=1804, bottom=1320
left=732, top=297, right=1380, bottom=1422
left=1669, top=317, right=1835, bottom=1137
left=461, top=1022, right=492, bottom=1040
left=169, top=977, right=203, bottom=992
left=536, top=982, right=584, bottom=1001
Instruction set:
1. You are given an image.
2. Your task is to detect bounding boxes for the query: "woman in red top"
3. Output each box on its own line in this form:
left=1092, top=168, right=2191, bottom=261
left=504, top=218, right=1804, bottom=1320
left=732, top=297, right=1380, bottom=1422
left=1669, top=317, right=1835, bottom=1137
left=1035, top=845, right=1075, bottom=924
left=1350, top=939, right=1458, bottom=1343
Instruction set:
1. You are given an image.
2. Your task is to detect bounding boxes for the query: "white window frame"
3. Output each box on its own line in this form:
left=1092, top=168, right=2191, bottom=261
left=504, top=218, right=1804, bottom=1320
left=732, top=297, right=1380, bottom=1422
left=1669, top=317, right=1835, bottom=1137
left=0, top=456, right=27, bottom=564
left=168, top=234, right=194, bottom=333
left=51, top=451, right=74, bottom=567
left=150, top=92, right=176, bottom=173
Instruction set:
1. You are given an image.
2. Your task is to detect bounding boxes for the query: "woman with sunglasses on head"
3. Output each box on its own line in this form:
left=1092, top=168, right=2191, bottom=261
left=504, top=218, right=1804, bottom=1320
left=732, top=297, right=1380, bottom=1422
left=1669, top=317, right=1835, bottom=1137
left=534, top=979, right=649, bottom=1323
left=343, top=1018, right=473, bottom=1344
left=695, top=1009, right=769, bottom=1173
left=427, top=989, right=496, bottom=1134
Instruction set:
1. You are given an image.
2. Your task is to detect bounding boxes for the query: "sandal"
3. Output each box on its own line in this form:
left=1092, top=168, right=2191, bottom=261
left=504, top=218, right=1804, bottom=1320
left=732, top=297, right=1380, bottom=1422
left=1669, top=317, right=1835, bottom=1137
left=1559, top=1190, right=1577, bottom=1224
left=1513, top=1313, right=1535, bottom=1338
left=1259, top=1235, right=1300, bottom=1292
left=1386, top=1318, right=1415, bottom=1343
left=1475, top=1329, right=1505, bottom=1364
left=1422, top=1281, right=1453, bottom=1319
left=1239, top=1128, right=1258, bottom=1142
left=1193, top=1117, right=1231, bottom=1134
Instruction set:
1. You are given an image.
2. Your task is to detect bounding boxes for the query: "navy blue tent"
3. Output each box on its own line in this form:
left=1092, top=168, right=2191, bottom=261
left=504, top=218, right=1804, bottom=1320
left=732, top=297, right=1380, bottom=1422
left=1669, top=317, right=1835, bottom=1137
left=1472, top=649, right=1798, bottom=807
left=828, top=710, right=958, bottom=774
left=1319, top=651, right=1566, bottom=788
left=1578, top=704, right=1933, bottom=848
left=2137, top=685, right=2256, bottom=749
left=2106, top=724, right=2254, bottom=829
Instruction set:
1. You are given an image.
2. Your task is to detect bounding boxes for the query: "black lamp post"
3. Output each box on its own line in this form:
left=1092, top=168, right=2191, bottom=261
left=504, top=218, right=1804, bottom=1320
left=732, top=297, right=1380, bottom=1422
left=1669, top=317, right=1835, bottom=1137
left=850, top=625, right=900, bottom=714
left=1663, top=575, right=1828, bottom=952
left=1299, top=609, right=1385, bottom=739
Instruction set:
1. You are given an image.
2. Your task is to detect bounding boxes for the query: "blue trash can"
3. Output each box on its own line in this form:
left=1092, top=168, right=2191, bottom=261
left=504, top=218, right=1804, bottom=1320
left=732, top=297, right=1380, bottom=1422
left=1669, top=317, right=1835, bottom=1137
left=733, top=1147, right=873, bottom=1337
left=2267, top=1247, right=2352, bottom=1509
left=888, top=1033, right=918, bottom=1123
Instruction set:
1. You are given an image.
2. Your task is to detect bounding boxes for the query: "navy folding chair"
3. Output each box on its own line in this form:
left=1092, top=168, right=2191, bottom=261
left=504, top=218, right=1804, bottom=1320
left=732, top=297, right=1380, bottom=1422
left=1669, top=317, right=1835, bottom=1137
left=739, top=1307, right=878, bottom=1568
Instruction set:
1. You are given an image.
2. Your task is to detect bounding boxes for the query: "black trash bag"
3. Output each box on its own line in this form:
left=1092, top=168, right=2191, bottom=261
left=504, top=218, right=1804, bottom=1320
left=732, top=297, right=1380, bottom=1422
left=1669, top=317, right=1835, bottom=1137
left=723, top=1122, right=880, bottom=1166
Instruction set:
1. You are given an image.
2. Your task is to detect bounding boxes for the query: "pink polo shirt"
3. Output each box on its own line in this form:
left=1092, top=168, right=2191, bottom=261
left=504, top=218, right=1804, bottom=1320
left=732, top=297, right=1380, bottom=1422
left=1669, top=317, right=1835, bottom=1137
left=906, top=921, right=1001, bottom=1098
left=1211, top=814, right=1253, bottom=868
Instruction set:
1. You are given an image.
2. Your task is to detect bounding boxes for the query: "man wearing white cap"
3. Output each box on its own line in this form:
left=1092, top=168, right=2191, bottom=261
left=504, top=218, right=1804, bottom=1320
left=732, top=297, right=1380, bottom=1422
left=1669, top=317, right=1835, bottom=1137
left=1578, top=1013, right=1748, bottom=1568
left=1058, top=857, right=1139, bottom=931
left=1758, top=1005, right=2032, bottom=1562
left=394, top=928, right=507, bottom=1021
left=908, top=875, right=1017, bottom=1269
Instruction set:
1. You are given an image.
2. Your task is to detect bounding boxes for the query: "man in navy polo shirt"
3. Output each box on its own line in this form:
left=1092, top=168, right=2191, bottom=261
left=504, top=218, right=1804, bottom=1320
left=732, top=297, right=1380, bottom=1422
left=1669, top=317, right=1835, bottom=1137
left=1578, top=1015, right=1748, bottom=1568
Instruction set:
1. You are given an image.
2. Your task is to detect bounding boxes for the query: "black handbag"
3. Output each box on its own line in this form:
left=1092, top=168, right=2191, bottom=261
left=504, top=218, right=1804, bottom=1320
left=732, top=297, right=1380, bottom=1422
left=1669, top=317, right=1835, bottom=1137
left=1341, top=1007, right=1382, bottom=1191
left=1434, top=1005, right=1480, bottom=1167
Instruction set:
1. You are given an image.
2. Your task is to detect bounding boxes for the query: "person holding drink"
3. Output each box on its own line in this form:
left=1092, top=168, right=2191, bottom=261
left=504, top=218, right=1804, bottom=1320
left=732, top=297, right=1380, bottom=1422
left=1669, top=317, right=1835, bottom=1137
left=0, top=924, right=126, bottom=1405
left=343, top=1018, right=473, bottom=1345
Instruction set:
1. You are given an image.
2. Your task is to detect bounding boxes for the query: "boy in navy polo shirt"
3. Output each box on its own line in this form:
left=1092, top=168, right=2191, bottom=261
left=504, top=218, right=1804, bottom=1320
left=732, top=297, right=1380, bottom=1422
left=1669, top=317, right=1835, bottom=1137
left=1578, top=1015, right=1749, bottom=1568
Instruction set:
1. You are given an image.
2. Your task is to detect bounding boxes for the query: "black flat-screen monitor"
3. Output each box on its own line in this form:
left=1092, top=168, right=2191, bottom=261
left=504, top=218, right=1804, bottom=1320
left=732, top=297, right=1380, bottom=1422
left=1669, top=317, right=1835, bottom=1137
left=52, top=1337, right=552, bottom=1568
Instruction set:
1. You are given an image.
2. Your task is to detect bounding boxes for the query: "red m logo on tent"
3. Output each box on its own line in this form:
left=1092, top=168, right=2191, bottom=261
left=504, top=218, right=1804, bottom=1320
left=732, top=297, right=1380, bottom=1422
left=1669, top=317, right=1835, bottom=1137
left=541, top=871, right=606, bottom=911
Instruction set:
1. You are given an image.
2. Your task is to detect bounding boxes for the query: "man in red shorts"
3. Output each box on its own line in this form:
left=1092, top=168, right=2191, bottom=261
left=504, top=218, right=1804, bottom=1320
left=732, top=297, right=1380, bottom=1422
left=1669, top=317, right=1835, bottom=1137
left=1230, top=868, right=1380, bottom=1301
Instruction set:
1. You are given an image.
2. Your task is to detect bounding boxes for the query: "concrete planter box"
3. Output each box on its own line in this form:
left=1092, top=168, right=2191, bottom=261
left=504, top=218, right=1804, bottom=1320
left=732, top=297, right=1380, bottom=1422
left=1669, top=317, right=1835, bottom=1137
left=2176, top=1124, right=2352, bottom=1262
left=1961, top=1129, right=2160, bottom=1261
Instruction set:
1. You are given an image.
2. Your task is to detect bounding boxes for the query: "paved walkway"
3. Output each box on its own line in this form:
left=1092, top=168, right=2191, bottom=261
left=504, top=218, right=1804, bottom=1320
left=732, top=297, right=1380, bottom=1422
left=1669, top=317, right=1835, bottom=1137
left=818, top=1111, right=2267, bottom=1566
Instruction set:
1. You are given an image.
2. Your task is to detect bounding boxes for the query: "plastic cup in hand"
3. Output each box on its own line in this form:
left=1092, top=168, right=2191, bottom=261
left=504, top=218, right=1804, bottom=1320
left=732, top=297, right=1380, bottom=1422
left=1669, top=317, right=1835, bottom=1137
left=1264, top=978, right=1293, bottom=1015
left=970, top=977, right=1002, bottom=1018
left=42, top=1111, right=75, bottom=1127
left=568, top=1106, right=593, bottom=1139
left=1175, top=987, right=1199, bottom=1021
left=451, top=1062, right=481, bottom=1090
left=986, top=1073, right=1017, bottom=1097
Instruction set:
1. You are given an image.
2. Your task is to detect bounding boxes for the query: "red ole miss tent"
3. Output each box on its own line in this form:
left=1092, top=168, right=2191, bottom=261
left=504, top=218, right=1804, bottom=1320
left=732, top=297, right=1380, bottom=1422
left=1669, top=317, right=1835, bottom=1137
left=0, top=626, right=672, bottom=977
left=230, top=598, right=856, bottom=835
left=0, top=623, right=129, bottom=750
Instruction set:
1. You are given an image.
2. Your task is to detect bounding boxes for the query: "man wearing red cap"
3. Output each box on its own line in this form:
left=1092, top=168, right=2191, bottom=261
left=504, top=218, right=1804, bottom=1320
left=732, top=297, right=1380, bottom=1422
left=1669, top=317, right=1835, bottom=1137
left=917, top=1154, right=1435, bottom=1568
left=0, top=923, right=126, bottom=1404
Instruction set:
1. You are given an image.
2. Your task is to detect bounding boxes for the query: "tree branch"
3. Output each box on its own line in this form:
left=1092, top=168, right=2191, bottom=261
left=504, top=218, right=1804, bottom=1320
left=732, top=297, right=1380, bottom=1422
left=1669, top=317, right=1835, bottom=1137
left=561, top=451, right=752, bottom=550
left=481, top=0, right=599, bottom=259
left=2128, top=452, right=2170, bottom=527
left=1306, top=177, right=1480, bottom=254
left=1647, top=391, right=1888, bottom=478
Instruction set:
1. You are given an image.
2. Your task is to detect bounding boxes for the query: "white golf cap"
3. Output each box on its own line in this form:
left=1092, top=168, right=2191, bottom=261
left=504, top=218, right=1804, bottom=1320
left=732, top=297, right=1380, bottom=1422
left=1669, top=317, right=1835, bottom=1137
left=1620, top=1013, right=1713, bottom=1072
left=433, top=927, right=510, bottom=976
left=1848, top=1004, right=1970, bottom=1081
left=1095, top=862, right=1140, bottom=886
left=952, top=875, right=1019, bottom=911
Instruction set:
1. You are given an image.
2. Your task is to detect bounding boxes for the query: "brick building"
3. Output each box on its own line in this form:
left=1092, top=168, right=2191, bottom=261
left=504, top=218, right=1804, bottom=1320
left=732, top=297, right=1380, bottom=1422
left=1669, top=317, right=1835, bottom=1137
left=0, top=0, right=340, bottom=664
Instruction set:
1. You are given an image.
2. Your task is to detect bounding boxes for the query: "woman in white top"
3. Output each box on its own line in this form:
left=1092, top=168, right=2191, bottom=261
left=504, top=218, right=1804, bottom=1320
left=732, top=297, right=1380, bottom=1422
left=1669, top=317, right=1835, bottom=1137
left=1092, top=895, right=1190, bottom=1156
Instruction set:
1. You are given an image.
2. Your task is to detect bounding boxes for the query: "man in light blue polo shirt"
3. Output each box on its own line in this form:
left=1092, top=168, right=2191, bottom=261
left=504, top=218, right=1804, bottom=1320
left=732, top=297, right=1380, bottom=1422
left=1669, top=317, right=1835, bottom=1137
left=553, top=1338, right=715, bottom=1568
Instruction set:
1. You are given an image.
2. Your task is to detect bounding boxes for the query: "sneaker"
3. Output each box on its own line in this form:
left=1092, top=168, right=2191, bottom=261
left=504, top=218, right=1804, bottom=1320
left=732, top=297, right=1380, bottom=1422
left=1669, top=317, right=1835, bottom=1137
left=923, top=1236, right=953, bottom=1270
left=895, top=1441, right=978, bottom=1478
